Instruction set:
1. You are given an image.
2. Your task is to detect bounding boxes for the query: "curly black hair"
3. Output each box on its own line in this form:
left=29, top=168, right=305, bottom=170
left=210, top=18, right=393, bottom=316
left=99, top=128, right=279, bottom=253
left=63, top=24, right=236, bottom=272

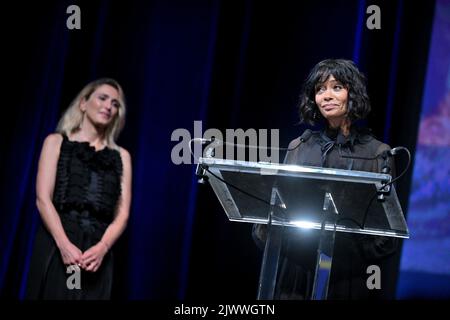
left=298, top=59, right=371, bottom=126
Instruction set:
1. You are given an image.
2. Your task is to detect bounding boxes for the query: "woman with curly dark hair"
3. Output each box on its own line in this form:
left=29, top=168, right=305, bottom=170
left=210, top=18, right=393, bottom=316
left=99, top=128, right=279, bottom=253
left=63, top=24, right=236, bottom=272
left=299, top=59, right=371, bottom=128
left=253, top=59, right=398, bottom=300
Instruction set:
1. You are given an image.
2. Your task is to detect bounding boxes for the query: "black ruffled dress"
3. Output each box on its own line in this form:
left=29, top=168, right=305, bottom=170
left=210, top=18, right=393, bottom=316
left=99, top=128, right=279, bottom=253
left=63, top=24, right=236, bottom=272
left=26, top=134, right=123, bottom=300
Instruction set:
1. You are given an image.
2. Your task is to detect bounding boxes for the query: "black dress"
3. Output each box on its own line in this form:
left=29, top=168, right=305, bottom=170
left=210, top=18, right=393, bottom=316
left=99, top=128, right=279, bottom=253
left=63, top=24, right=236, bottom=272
left=26, top=134, right=123, bottom=300
left=253, top=127, right=398, bottom=299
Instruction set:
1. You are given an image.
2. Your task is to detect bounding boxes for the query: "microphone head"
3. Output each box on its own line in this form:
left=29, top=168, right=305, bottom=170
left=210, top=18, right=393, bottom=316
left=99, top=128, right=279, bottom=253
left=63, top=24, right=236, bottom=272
left=382, top=148, right=396, bottom=157
left=300, top=129, right=313, bottom=142
left=390, top=147, right=400, bottom=155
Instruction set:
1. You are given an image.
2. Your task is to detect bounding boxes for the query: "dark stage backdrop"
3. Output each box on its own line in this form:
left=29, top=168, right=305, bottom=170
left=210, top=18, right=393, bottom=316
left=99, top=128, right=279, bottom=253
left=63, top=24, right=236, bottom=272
left=0, top=0, right=439, bottom=300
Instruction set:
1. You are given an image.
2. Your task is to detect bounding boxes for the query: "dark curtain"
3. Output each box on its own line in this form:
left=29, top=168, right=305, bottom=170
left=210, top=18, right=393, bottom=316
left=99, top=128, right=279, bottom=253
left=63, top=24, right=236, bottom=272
left=0, top=0, right=435, bottom=299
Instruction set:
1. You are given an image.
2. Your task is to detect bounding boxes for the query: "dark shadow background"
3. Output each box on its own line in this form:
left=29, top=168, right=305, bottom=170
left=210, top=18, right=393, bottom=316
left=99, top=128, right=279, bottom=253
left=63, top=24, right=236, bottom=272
left=0, top=0, right=435, bottom=299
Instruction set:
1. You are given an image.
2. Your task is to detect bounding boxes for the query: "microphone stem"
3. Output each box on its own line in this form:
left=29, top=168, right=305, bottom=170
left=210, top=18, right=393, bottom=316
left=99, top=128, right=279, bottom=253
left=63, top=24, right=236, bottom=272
left=340, top=154, right=378, bottom=160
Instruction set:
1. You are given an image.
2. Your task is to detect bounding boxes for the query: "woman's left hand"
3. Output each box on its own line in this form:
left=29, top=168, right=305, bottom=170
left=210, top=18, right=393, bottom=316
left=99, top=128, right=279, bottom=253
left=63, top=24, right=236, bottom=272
left=81, top=242, right=108, bottom=272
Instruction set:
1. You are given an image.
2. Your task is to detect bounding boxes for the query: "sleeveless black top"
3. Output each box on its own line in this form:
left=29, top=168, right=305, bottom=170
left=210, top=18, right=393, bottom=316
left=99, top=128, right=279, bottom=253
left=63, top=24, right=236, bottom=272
left=26, top=134, right=124, bottom=299
left=53, top=134, right=123, bottom=223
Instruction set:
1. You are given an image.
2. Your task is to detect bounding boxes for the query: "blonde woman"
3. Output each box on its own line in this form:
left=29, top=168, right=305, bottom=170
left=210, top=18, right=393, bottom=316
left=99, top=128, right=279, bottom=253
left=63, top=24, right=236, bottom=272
left=26, top=78, right=132, bottom=299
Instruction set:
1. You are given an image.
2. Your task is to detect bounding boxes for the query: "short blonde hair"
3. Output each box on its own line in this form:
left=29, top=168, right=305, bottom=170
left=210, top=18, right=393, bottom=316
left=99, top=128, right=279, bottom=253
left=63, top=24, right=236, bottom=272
left=56, top=78, right=126, bottom=150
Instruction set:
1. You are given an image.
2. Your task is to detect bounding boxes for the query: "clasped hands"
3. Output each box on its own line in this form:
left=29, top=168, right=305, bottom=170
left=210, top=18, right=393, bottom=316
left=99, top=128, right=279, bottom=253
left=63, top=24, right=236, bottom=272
left=59, top=240, right=109, bottom=273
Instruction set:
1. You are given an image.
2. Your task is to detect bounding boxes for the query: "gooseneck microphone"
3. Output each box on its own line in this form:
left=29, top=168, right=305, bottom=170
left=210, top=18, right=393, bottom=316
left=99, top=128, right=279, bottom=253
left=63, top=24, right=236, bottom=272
left=285, top=129, right=313, bottom=152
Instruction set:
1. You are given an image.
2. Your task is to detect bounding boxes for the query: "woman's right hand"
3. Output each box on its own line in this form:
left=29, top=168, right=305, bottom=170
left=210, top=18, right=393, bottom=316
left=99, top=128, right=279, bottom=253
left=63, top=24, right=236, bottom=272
left=57, top=240, right=83, bottom=266
left=36, top=134, right=83, bottom=267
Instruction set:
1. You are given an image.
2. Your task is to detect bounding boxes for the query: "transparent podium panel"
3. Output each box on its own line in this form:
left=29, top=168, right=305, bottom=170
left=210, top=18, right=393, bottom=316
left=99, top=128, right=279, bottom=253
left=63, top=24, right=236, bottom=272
left=199, top=158, right=409, bottom=238
left=198, top=157, right=409, bottom=300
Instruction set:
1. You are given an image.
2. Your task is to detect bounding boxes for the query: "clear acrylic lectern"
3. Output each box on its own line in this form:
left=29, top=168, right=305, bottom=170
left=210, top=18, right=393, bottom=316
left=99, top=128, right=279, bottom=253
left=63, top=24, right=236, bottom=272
left=197, top=157, right=409, bottom=300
